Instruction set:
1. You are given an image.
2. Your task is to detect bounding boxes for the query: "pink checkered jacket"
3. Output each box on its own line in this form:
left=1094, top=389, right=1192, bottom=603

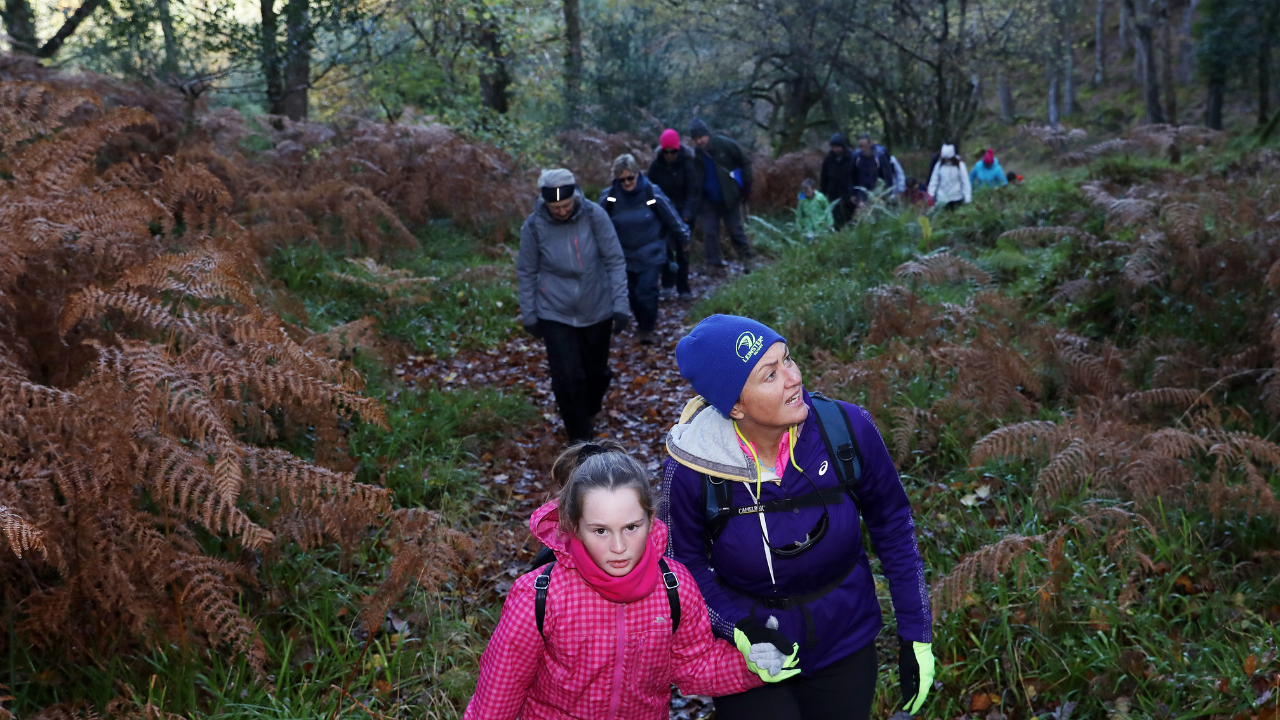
left=464, top=501, right=762, bottom=720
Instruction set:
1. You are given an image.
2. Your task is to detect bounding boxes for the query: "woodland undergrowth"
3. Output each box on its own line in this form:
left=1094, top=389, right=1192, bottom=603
left=0, top=80, right=485, bottom=718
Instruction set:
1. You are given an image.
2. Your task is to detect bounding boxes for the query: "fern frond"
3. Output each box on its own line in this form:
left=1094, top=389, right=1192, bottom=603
left=894, top=252, right=991, bottom=286
left=998, top=226, right=1097, bottom=248
left=971, top=421, right=1072, bottom=465
left=0, top=506, right=45, bottom=559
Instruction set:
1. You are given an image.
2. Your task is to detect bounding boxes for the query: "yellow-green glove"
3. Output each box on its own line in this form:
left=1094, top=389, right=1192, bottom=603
left=733, top=616, right=800, bottom=683
left=899, top=637, right=935, bottom=714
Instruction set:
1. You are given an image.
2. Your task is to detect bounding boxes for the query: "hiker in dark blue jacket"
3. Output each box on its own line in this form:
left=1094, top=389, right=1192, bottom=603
left=598, top=153, right=689, bottom=345
left=661, top=314, right=934, bottom=720
left=852, top=133, right=896, bottom=207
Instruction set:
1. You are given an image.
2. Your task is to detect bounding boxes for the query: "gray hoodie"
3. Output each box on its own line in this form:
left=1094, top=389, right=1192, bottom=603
left=517, top=191, right=628, bottom=328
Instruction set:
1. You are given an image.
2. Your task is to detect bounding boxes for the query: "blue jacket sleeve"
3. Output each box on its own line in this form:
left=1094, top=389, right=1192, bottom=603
left=661, top=459, right=748, bottom=640
left=652, top=185, right=690, bottom=246
left=846, top=403, right=933, bottom=644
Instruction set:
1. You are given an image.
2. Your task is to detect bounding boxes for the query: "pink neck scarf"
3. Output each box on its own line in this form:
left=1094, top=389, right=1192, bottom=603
left=738, top=431, right=791, bottom=478
left=567, top=534, right=660, bottom=604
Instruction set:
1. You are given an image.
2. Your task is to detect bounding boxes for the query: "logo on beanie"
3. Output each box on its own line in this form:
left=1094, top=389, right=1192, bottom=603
left=735, top=332, right=765, bottom=363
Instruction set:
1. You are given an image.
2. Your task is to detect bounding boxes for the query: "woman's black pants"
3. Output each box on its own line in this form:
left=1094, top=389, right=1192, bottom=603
left=712, top=641, right=877, bottom=720
left=660, top=238, right=690, bottom=295
left=540, top=318, right=613, bottom=442
left=626, top=263, right=663, bottom=332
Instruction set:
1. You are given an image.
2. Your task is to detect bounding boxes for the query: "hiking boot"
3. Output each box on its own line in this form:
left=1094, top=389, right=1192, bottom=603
left=637, top=330, right=656, bottom=345
left=741, top=257, right=755, bottom=275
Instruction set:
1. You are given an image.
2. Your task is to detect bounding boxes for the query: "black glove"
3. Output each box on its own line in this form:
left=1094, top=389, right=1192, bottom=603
left=523, top=320, right=544, bottom=340
left=612, top=312, right=630, bottom=335
left=734, top=618, right=793, bottom=649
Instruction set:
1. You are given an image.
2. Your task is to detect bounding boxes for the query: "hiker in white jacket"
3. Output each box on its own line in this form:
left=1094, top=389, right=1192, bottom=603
left=927, top=144, right=971, bottom=210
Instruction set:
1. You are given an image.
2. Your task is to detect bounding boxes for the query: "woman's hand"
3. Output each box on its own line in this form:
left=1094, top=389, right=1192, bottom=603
left=733, top=616, right=799, bottom=683
left=898, top=637, right=935, bottom=714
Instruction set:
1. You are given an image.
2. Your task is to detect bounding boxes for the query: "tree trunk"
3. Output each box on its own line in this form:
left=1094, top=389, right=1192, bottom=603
left=282, top=0, right=310, bottom=121
left=157, top=0, right=179, bottom=80
left=476, top=11, right=510, bottom=114
left=1119, top=0, right=1129, bottom=51
left=1261, top=31, right=1273, bottom=125
left=1206, top=75, right=1224, bottom=129
left=261, top=0, right=285, bottom=115
left=1177, top=0, right=1198, bottom=84
left=1063, top=0, right=1079, bottom=114
left=4, top=0, right=37, bottom=54
left=562, top=0, right=583, bottom=118
left=774, top=76, right=818, bottom=155
left=1094, top=0, right=1106, bottom=86
left=998, top=71, right=1015, bottom=123
left=1048, top=69, right=1061, bottom=127
left=34, top=0, right=103, bottom=59
left=1128, top=0, right=1164, bottom=123
left=1161, top=2, right=1176, bottom=123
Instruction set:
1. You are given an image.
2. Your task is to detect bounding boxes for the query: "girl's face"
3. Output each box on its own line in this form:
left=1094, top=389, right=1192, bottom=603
left=803, top=188, right=815, bottom=199
left=731, top=342, right=808, bottom=429
left=575, top=488, right=651, bottom=577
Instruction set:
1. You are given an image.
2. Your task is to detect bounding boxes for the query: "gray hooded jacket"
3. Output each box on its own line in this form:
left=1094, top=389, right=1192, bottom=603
left=517, top=191, right=628, bottom=328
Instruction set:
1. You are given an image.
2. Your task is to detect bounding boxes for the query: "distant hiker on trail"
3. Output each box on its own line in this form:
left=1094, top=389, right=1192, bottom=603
left=886, top=147, right=907, bottom=196
left=464, top=441, right=796, bottom=720
left=925, top=140, right=958, bottom=190
left=795, top=178, right=833, bottom=239
left=649, top=128, right=698, bottom=301
left=689, top=118, right=755, bottom=275
left=852, top=134, right=895, bottom=207
left=599, top=153, right=690, bottom=346
left=819, top=134, right=854, bottom=228
left=902, top=176, right=933, bottom=207
left=517, top=168, right=628, bottom=443
left=662, top=314, right=935, bottom=720
left=969, top=148, right=1009, bottom=190
left=927, top=144, right=971, bottom=210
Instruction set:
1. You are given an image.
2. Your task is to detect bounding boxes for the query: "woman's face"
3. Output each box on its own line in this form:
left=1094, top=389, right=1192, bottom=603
left=547, top=197, right=575, bottom=221
left=616, top=171, right=638, bottom=192
left=574, top=487, right=651, bottom=577
left=732, top=342, right=808, bottom=428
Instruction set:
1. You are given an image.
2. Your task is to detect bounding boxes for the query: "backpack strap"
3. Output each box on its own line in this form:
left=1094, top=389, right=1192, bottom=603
left=808, top=393, right=864, bottom=508
left=604, top=193, right=618, bottom=216
left=657, top=558, right=681, bottom=632
left=534, top=561, right=555, bottom=640
left=701, top=473, right=733, bottom=545
left=535, top=558, right=682, bottom=638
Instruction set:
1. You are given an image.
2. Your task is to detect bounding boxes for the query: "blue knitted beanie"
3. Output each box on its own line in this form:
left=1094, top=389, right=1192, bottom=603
left=676, top=314, right=786, bottom=417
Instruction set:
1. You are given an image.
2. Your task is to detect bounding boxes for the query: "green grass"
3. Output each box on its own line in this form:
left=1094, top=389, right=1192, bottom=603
left=697, top=167, right=1280, bottom=718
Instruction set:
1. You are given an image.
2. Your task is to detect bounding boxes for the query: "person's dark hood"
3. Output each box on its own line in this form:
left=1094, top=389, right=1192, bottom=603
left=534, top=187, right=586, bottom=223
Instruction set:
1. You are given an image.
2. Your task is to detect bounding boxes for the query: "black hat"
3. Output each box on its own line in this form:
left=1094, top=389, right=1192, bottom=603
left=689, top=118, right=710, bottom=138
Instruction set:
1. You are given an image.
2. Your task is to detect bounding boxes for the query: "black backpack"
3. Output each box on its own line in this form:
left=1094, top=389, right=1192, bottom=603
left=530, top=554, right=681, bottom=639
left=702, top=392, right=864, bottom=545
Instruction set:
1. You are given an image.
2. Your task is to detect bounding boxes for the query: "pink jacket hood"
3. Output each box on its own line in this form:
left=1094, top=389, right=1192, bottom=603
left=530, top=500, right=671, bottom=570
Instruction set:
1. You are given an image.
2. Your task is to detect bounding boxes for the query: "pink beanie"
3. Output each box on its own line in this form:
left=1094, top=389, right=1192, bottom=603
left=659, top=129, right=680, bottom=150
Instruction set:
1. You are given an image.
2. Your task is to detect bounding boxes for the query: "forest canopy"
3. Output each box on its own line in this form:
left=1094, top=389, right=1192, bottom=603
left=2, top=0, right=1277, bottom=155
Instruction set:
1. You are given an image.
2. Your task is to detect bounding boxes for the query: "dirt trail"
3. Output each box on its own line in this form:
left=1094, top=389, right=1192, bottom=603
left=398, top=265, right=738, bottom=719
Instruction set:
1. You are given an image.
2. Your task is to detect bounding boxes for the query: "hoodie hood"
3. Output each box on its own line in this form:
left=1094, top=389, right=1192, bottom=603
left=530, top=500, right=670, bottom=569
left=664, top=395, right=803, bottom=484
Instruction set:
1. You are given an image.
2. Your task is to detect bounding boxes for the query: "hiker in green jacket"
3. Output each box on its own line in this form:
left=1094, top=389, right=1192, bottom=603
left=795, top=179, right=832, bottom=240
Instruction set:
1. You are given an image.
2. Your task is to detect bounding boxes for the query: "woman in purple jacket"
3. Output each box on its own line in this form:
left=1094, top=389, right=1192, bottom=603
left=660, top=314, right=934, bottom=720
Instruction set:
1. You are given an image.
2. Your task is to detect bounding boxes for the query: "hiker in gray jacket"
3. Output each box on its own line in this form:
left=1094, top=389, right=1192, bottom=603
left=517, top=168, right=630, bottom=443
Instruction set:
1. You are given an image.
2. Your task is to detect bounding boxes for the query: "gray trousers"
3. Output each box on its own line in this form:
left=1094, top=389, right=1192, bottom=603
left=698, top=202, right=753, bottom=265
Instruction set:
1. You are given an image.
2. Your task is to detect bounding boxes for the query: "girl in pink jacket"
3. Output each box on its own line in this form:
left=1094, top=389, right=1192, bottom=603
left=466, top=441, right=799, bottom=720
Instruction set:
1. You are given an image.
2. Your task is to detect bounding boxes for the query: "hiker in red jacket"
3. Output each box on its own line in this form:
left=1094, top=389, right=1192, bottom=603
left=466, top=441, right=799, bottom=720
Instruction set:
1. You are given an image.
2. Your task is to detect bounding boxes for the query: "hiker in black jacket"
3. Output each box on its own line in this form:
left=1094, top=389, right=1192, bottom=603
left=819, top=133, right=855, bottom=229
left=649, top=128, right=697, bottom=300
left=689, top=118, right=754, bottom=275
left=853, top=134, right=896, bottom=207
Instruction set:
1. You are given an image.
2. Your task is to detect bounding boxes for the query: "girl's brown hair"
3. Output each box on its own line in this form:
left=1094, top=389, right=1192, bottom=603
left=552, top=440, right=655, bottom=533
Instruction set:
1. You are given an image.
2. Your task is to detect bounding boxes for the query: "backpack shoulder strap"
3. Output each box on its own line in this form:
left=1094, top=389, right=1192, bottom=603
left=604, top=192, right=618, bottom=216
left=701, top=473, right=733, bottom=546
left=645, top=181, right=656, bottom=206
left=534, top=561, right=555, bottom=640
left=656, top=558, right=681, bottom=633
left=808, top=393, right=864, bottom=507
